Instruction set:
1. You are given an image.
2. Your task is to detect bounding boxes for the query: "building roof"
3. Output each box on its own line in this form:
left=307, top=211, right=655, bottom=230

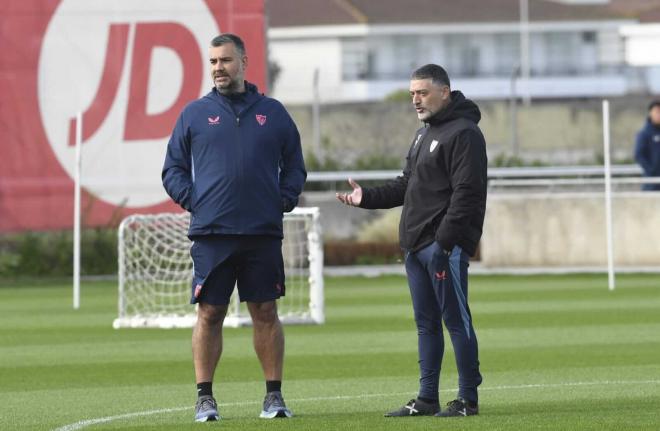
left=266, top=0, right=631, bottom=28
left=609, top=0, right=660, bottom=23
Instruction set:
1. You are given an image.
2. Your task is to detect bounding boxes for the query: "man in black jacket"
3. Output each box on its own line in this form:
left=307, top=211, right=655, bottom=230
left=337, top=64, right=487, bottom=418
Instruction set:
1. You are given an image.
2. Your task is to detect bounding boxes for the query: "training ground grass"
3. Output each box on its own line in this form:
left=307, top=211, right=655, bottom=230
left=0, top=273, right=659, bottom=430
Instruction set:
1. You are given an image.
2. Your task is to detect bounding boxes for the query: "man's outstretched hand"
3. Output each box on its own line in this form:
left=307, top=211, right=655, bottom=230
left=336, top=178, right=362, bottom=207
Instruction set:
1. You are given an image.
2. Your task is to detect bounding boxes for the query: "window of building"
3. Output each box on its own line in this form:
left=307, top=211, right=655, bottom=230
left=544, top=32, right=576, bottom=75
left=445, top=34, right=481, bottom=77
left=342, top=39, right=371, bottom=80
left=391, top=35, right=420, bottom=78
left=582, top=31, right=596, bottom=43
left=494, top=33, right=520, bottom=76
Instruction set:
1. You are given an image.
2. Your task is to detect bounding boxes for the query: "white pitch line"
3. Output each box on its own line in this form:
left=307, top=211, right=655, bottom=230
left=51, top=379, right=660, bottom=431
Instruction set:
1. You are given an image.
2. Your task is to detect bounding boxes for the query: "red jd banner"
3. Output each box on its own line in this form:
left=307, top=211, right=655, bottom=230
left=0, top=0, right=266, bottom=232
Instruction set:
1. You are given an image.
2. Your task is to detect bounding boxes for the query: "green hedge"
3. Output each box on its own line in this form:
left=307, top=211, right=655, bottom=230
left=0, top=228, right=407, bottom=277
left=0, top=229, right=117, bottom=277
left=324, top=241, right=403, bottom=266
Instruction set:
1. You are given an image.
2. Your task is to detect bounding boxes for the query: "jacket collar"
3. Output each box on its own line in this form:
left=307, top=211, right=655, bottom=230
left=205, top=81, right=263, bottom=113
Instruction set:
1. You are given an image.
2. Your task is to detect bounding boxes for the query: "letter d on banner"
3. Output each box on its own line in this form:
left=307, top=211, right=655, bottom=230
left=124, top=22, right=203, bottom=141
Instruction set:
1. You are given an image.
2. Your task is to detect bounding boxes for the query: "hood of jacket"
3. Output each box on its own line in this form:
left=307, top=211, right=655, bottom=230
left=425, top=90, right=481, bottom=126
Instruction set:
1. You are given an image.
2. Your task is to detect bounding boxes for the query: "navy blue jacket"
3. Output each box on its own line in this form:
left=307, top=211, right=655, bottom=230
left=634, top=119, right=660, bottom=191
left=162, top=82, right=306, bottom=238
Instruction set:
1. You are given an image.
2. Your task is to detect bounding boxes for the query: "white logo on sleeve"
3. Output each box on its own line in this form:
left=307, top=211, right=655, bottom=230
left=430, top=140, right=439, bottom=152
left=414, top=134, right=422, bottom=147
left=654, top=135, right=660, bottom=142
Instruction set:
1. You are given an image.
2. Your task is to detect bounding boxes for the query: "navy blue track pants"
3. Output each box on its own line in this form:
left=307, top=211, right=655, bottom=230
left=405, top=241, right=482, bottom=403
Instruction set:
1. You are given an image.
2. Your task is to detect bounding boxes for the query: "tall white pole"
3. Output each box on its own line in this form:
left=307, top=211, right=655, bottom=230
left=312, top=68, right=322, bottom=163
left=309, top=209, right=325, bottom=324
left=73, top=112, right=82, bottom=309
left=602, top=100, right=615, bottom=291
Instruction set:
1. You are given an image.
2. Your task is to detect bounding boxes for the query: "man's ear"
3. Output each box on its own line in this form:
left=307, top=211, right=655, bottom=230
left=443, top=86, right=451, bottom=100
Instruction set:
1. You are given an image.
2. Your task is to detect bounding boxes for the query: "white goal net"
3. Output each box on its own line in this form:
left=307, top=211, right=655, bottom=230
left=113, top=207, right=324, bottom=328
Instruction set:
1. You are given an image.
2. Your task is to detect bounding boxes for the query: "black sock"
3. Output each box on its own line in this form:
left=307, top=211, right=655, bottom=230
left=197, top=381, right=213, bottom=398
left=266, top=380, right=281, bottom=393
left=417, top=396, right=438, bottom=404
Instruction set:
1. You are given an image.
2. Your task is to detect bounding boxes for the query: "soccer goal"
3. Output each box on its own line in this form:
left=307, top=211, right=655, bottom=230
left=112, top=207, right=324, bottom=329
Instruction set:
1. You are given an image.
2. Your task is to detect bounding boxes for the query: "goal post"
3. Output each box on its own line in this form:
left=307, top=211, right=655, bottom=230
left=113, top=207, right=324, bottom=329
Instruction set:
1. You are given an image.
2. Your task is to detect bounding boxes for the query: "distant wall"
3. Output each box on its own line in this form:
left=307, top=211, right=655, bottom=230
left=302, top=190, right=660, bottom=268
left=481, top=192, right=660, bottom=267
left=287, top=95, right=654, bottom=167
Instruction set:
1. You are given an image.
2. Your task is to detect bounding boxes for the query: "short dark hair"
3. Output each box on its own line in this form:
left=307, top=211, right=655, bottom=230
left=210, top=33, right=246, bottom=57
left=411, top=64, right=450, bottom=87
left=648, top=100, right=660, bottom=111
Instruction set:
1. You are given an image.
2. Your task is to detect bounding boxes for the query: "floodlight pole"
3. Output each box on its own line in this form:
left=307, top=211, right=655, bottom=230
left=73, top=111, right=82, bottom=309
left=519, top=0, right=531, bottom=106
left=312, top=68, right=323, bottom=163
left=510, top=65, right=520, bottom=158
left=602, top=100, right=615, bottom=291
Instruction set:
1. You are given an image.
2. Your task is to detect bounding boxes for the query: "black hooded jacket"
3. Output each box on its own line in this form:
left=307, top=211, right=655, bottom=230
left=360, top=91, right=487, bottom=256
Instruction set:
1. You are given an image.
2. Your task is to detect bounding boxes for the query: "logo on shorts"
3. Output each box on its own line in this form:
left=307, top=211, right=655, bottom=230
left=435, top=271, right=447, bottom=281
left=208, top=116, right=220, bottom=125
left=255, top=114, right=267, bottom=126
left=194, top=283, right=203, bottom=298
left=275, top=283, right=282, bottom=293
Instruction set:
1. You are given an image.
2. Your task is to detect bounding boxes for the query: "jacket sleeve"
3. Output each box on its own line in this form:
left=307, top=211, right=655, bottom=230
left=634, top=130, right=652, bottom=174
left=435, top=129, right=488, bottom=250
left=279, top=114, right=307, bottom=212
left=359, top=149, right=412, bottom=209
left=162, top=113, right=194, bottom=212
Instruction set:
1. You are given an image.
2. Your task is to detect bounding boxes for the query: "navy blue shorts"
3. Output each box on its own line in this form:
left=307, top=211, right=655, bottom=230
left=189, top=235, right=285, bottom=305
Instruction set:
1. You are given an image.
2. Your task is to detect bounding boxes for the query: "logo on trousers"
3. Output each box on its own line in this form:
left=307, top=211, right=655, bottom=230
left=435, top=271, right=447, bottom=280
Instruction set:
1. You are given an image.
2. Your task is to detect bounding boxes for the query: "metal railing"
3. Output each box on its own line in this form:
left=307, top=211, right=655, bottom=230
left=306, top=164, right=660, bottom=190
left=307, top=164, right=644, bottom=182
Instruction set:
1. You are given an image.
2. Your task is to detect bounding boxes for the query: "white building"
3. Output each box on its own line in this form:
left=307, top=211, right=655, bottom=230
left=266, top=0, right=658, bottom=104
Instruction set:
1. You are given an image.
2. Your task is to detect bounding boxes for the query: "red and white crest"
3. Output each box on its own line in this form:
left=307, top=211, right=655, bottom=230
left=255, top=114, right=267, bottom=126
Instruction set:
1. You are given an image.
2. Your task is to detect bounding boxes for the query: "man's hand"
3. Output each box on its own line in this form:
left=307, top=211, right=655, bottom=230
left=336, top=178, right=363, bottom=207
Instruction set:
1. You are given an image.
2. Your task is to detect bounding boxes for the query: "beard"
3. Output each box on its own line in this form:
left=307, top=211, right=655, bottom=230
left=215, top=74, right=244, bottom=95
left=416, top=109, right=434, bottom=122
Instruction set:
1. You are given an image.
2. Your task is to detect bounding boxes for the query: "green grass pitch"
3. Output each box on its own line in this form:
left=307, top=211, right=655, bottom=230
left=1, top=273, right=659, bottom=430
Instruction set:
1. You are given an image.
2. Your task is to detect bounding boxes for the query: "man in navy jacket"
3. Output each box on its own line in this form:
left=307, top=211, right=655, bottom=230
left=162, top=34, right=306, bottom=422
left=337, top=64, right=486, bottom=419
left=634, top=100, right=660, bottom=191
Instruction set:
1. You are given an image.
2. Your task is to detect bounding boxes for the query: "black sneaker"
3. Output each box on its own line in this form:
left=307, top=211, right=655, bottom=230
left=194, top=395, right=220, bottom=422
left=384, top=398, right=440, bottom=417
left=435, top=398, right=478, bottom=417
